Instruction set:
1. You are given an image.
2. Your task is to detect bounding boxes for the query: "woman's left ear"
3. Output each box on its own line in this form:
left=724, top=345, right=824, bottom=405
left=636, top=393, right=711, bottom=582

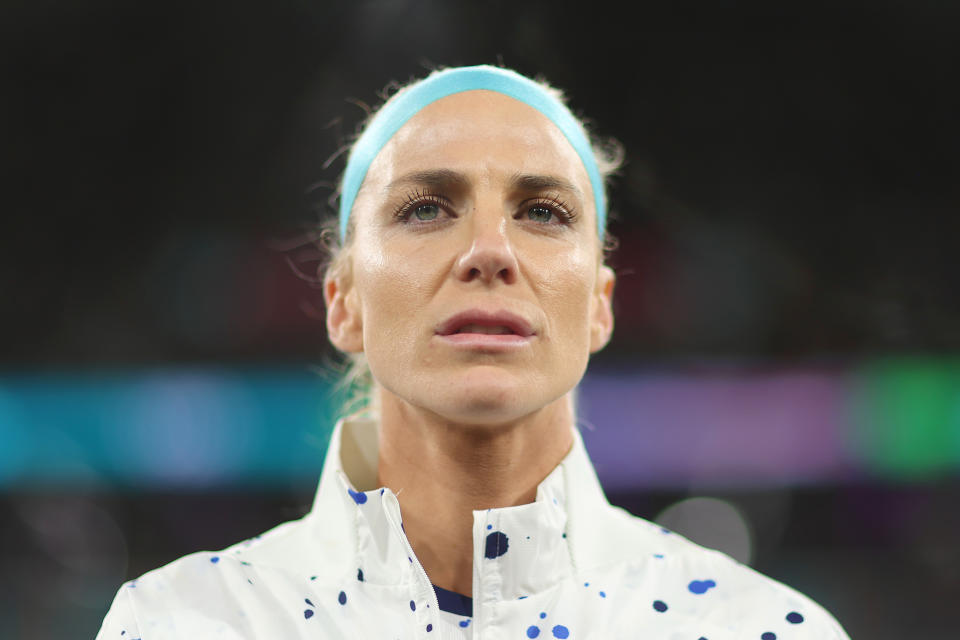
left=589, top=265, right=616, bottom=353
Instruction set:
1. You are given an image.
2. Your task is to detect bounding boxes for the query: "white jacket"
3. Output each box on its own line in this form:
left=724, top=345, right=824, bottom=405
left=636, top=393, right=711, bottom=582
left=97, top=417, right=850, bottom=639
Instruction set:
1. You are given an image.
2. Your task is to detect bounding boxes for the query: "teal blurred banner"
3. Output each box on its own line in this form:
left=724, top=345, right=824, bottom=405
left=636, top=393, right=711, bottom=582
left=2, top=359, right=959, bottom=489
left=0, top=367, right=337, bottom=488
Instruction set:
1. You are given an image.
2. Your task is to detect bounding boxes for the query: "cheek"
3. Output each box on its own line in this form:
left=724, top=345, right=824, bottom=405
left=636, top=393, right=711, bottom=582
left=533, top=252, right=596, bottom=343
left=354, top=244, right=445, bottom=344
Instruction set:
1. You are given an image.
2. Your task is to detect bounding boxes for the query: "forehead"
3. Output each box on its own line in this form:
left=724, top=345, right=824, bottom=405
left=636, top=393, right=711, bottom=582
left=361, top=90, right=593, bottom=201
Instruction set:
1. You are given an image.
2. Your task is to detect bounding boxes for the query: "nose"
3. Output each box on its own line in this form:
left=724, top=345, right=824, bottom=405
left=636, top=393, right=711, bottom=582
left=452, top=208, right=519, bottom=285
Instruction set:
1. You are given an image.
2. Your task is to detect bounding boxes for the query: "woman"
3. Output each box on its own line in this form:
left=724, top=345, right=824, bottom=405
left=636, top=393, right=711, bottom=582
left=97, top=65, right=849, bottom=639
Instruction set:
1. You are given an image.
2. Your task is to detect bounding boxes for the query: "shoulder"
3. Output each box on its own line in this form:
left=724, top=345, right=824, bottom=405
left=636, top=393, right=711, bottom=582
left=96, top=513, right=349, bottom=638
left=96, top=584, right=139, bottom=640
left=130, top=514, right=314, bottom=590
left=590, top=505, right=850, bottom=639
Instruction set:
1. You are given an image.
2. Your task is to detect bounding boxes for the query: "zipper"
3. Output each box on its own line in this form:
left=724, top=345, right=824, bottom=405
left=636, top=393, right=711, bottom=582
left=381, top=490, right=445, bottom=639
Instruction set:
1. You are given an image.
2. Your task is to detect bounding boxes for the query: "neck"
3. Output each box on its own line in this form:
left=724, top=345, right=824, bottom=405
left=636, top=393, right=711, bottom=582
left=374, top=389, right=575, bottom=597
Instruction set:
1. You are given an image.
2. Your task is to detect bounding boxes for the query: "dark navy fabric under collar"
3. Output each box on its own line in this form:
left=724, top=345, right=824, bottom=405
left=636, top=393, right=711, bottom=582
left=432, top=584, right=473, bottom=617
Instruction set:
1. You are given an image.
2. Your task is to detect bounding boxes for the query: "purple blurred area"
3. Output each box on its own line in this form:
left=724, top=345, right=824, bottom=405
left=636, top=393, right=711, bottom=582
left=2, top=0, right=959, bottom=638
left=579, top=369, right=853, bottom=489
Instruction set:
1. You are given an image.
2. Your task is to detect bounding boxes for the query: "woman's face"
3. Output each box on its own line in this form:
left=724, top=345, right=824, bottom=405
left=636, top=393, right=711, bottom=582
left=326, top=89, right=614, bottom=425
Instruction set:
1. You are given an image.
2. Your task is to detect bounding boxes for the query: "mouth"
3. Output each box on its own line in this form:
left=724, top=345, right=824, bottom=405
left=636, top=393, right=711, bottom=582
left=436, top=310, right=535, bottom=338
left=451, top=324, right=518, bottom=335
left=435, top=310, right=535, bottom=348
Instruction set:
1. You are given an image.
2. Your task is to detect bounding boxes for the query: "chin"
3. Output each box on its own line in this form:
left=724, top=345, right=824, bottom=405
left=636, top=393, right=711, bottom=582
left=434, top=397, right=532, bottom=428
left=420, top=368, right=566, bottom=428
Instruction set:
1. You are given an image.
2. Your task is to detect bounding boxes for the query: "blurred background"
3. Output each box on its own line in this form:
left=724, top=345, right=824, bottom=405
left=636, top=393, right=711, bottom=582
left=2, top=0, right=959, bottom=637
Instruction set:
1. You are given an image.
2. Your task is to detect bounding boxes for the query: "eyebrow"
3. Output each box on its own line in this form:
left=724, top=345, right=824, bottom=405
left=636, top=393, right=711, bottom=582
left=507, top=172, right=583, bottom=199
left=385, top=169, right=469, bottom=192
left=385, top=169, right=583, bottom=199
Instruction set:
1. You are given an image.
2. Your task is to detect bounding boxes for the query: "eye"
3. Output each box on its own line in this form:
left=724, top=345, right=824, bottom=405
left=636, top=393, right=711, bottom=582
left=526, top=205, right=554, bottom=224
left=394, top=191, right=452, bottom=225
left=519, top=196, right=577, bottom=226
left=413, top=203, right=440, bottom=221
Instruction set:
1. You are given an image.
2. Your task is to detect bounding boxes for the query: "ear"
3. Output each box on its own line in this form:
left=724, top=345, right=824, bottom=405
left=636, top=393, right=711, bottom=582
left=324, top=268, right=364, bottom=354
left=589, top=265, right=615, bottom=353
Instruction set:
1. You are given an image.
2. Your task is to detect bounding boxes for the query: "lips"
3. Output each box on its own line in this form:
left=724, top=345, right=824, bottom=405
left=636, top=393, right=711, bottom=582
left=455, top=324, right=515, bottom=334
left=436, top=310, right=535, bottom=338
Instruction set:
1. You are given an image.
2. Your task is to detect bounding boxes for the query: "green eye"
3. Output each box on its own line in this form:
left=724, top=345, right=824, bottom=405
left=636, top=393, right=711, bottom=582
left=413, top=204, right=440, bottom=221
left=527, top=205, right=553, bottom=223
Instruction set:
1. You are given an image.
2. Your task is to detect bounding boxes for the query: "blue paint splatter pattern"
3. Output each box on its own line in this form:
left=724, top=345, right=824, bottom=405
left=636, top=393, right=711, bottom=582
left=688, top=579, right=717, bottom=594
left=484, top=531, right=509, bottom=559
left=96, top=422, right=850, bottom=640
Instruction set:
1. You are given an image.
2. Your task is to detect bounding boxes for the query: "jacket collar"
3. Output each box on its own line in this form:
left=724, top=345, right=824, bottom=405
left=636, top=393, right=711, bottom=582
left=307, top=416, right=614, bottom=601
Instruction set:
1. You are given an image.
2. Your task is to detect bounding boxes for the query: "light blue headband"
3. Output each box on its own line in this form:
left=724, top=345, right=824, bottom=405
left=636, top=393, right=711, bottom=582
left=338, top=65, right=606, bottom=240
